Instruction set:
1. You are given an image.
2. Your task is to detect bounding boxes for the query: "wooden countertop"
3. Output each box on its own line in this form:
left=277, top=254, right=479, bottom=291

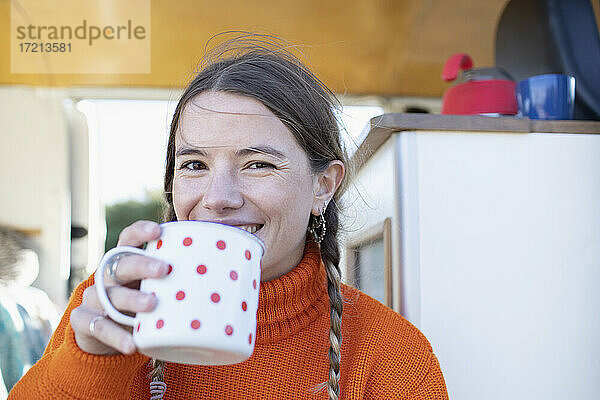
left=352, top=113, right=600, bottom=169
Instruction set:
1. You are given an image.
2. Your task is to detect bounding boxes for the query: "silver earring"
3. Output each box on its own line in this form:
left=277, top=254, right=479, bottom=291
left=309, top=203, right=327, bottom=244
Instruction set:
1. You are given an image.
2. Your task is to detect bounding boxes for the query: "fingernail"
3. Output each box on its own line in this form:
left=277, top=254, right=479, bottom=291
left=122, top=338, right=135, bottom=354
left=144, top=222, right=157, bottom=234
left=138, top=294, right=151, bottom=308
left=148, top=293, right=158, bottom=309
left=152, top=261, right=166, bottom=275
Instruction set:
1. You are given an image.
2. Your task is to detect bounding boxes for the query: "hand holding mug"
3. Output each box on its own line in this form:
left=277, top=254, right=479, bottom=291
left=70, top=221, right=169, bottom=356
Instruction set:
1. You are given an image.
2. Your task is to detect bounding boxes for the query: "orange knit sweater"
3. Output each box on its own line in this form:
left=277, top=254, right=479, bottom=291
left=9, top=242, right=448, bottom=399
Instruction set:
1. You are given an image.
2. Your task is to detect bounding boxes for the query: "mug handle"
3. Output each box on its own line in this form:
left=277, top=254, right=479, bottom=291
left=94, top=246, right=163, bottom=326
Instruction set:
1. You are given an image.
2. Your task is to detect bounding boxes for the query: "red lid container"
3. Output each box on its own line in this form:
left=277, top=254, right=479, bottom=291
left=441, top=53, right=518, bottom=115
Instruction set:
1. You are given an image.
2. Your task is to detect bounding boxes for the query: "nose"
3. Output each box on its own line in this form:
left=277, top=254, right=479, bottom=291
left=200, top=169, right=244, bottom=213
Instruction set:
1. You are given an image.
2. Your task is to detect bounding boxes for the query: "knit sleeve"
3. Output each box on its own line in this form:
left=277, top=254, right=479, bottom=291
left=349, top=287, right=448, bottom=400
left=361, top=344, right=449, bottom=400
left=362, top=340, right=448, bottom=400
left=406, top=351, right=449, bottom=400
left=8, top=274, right=149, bottom=400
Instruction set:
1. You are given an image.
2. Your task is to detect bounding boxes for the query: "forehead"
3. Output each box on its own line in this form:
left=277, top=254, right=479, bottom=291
left=176, top=91, right=296, bottom=150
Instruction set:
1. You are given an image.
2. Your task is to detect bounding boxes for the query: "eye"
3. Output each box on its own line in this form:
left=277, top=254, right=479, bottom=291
left=180, top=161, right=207, bottom=171
left=248, top=161, right=276, bottom=169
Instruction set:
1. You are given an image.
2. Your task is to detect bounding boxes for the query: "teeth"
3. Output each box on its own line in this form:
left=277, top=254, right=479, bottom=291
left=237, top=225, right=261, bottom=234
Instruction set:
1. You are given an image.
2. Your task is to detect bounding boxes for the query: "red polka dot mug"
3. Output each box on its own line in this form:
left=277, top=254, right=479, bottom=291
left=95, top=221, right=265, bottom=365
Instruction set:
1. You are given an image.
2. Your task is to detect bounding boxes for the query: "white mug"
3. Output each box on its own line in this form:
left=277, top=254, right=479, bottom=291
left=95, top=221, right=264, bottom=365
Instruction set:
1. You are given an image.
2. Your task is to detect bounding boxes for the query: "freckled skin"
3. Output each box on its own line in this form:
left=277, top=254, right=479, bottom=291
left=172, top=91, right=320, bottom=281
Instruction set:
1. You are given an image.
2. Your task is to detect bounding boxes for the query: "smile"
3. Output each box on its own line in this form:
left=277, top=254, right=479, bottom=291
left=235, top=224, right=264, bottom=234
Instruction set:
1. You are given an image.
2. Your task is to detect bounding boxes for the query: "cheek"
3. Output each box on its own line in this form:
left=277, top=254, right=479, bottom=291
left=249, top=177, right=313, bottom=225
left=172, top=176, right=202, bottom=219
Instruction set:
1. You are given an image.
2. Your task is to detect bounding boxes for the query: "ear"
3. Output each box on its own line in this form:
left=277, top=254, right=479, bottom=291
left=311, top=160, right=345, bottom=215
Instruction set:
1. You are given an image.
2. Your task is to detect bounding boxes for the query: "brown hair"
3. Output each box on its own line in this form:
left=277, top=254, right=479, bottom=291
left=154, top=32, right=349, bottom=400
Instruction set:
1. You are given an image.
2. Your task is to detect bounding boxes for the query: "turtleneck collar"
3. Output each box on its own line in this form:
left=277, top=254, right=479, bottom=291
left=255, top=240, right=329, bottom=344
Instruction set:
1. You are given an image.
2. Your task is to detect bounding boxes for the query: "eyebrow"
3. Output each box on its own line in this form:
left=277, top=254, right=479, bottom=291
left=237, top=145, right=286, bottom=160
left=175, top=145, right=287, bottom=160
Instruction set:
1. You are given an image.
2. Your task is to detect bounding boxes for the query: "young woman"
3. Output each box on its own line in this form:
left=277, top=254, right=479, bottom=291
left=9, top=34, right=448, bottom=399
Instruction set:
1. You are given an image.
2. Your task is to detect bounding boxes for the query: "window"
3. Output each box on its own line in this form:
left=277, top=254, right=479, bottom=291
left=345, top=218, right=392, bottom=307
left=354, top=237, right=386, bottom=303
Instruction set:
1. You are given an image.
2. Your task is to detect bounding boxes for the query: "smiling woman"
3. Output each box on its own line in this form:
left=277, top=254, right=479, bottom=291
left=8, top=33, right=448, bottom=400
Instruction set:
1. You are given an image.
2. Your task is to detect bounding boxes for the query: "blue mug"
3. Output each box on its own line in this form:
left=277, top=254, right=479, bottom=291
left=515, top=74, right=576, bottom=120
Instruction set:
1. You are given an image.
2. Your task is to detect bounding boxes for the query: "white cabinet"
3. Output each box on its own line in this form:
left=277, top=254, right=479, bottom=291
left=343, top=114, right=600, bottom=400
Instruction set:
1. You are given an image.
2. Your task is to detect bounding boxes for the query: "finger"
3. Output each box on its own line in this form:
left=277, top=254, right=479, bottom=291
left=117, top=220, right=161, bottom=247
left=83, top=285, right=157, bottom=314
left=109, top=254, right=169, bottom=284
left=106, top=286, right=158, bottom=313
left=82, top=285, right=106, bottom=311
left=71, top=307, right=136, bottom=355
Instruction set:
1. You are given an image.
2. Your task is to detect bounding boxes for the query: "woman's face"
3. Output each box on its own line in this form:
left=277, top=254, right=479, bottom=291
left=172, top=91, right=319, bottom=281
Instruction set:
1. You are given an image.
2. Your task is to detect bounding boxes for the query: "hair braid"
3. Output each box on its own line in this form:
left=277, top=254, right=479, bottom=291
left=319, top=205, right=343, bottom=400
left=148, top=359, right=167, bottom=399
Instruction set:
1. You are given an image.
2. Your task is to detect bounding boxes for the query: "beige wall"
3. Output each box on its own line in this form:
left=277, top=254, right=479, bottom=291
left=0, top=0, right=508, bottom=96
